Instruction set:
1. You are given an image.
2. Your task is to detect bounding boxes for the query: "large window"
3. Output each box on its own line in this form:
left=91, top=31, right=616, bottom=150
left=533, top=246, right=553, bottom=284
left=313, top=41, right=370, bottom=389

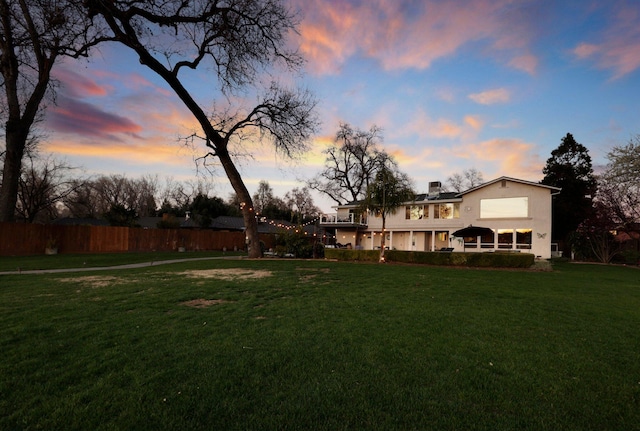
left=434, top=203, right=460, bottom=219
left=516, top=229, right=532, bottom=249
left=497, top=229, right=513, bottom=249
left=405, top=205, right=426, bottom=220
left=480, top=197, right=528, bottom=219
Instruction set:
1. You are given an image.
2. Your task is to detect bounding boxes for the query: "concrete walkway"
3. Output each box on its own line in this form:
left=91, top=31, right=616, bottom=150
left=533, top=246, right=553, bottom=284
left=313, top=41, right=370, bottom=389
left=0, top=255, right=245, bottom=276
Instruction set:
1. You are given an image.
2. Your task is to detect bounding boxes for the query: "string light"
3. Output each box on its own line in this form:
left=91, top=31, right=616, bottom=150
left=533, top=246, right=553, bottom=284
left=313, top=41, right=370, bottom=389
left=255, top=216, right=321, bottom=231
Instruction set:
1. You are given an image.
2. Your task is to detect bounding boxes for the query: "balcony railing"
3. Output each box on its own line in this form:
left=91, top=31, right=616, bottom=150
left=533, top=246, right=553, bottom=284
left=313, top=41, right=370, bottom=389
left=320, top=213, right=367, bottom=226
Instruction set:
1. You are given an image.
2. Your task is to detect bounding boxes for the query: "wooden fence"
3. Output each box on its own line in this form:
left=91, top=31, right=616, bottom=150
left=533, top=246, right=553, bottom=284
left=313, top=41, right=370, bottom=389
left=0, top=222, right=276, bottom=256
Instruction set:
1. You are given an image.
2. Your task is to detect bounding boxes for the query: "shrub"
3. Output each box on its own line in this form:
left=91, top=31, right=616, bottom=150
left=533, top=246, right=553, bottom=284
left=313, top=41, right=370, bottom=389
left=274, top=229, right=320, bottom=258
left=618, top=250, right=640, bottom=265
left=325, top=249, right=380, bottom=262
left=326, top=249, right=535, bottom=268
left=313, top=242, right=325, bottom=259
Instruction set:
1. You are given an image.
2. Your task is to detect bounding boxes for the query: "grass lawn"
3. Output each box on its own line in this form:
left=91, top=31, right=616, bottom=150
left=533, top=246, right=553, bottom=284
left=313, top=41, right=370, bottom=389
left=0, top=250, right=244, bottom=273
left=1, top=258, right=639, bottom=430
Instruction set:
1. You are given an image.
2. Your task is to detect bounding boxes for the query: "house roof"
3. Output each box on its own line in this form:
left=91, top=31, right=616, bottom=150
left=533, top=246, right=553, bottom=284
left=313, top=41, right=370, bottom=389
left=414, top=191, right=460, bottom=202
left=137, top=217, right=160, bottom=228
left=458, top=176, right=561, bottom=196
left=331, top=176, right=561, bottom=209
left=336, top=191, right=460, bottom=208
left=139, top=216, right=194, bottom=229
left=210, top=216, right=246, bottom=231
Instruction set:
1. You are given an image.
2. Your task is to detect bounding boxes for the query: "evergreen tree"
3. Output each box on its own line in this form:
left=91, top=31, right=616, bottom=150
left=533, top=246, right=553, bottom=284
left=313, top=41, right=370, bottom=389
left=189, top=194, right=232, bottom=228
left=541, top=133, right=597, bottom=246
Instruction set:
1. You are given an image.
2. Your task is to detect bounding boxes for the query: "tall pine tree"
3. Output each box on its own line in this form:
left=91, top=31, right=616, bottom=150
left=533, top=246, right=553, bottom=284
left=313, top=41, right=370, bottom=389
left=541, top=133, right=597, bottom=247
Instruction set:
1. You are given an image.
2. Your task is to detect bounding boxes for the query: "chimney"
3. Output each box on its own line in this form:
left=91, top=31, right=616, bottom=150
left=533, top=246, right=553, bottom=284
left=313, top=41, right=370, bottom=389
left=428, top=181, right=441, bottom=198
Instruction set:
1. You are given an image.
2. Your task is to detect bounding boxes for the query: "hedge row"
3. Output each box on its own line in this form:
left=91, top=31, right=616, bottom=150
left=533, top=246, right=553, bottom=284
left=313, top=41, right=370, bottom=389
left=324, top=248, right=535, bottom=268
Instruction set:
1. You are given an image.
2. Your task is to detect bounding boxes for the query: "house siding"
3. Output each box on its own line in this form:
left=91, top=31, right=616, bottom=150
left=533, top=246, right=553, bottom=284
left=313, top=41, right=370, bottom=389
left=457, top=180, right=554, bottom=258
left=326, top=177, right=558, bottom=258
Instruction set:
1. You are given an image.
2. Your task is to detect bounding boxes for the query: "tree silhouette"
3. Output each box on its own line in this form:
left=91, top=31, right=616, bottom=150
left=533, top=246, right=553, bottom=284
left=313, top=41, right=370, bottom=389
left=0, top=0, right=105, bottom=221
left=308, top=123, right=389, bottom=205
left=541, top=133, right=597, bottom=247
left=361, top=162, right=415, bottom=262
left=84, top=0, right=318, bottom=257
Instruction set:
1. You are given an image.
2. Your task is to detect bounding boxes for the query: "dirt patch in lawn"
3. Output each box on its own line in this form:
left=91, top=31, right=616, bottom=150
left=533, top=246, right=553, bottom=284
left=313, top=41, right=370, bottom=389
left=181, top=268, right=272, bottom=280
left=296, top=267, right=331, bottom=283
left=181, top=298, right=235, bottom=308
left=59, top=275, right=125, bottom=288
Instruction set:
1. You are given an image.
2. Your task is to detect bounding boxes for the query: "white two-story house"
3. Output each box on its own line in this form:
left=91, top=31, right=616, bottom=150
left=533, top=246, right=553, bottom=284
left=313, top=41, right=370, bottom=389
left=320, top=177, right=560, bottom=259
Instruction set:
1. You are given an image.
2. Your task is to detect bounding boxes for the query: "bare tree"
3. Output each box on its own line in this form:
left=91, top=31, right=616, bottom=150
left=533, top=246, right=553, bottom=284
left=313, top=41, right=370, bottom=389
left=84, top=0, right=319, bottom=257
left=158, top=177, right=216, bottom=216
left=16, top=154, right=77, bottom=222
left=308, top=123, right=388, bottom=205
left=253, top=180, right=275, bottom=215
left=574, top=201, right=623, bottom=263
left=92, top=175, right=131, bottom=214
left=285, top=186, right=320, bottom=224
left=445, top=168, right=484, bottom=193
left=596, top=135, right=640, bottom=233
left=61, top=178, right=100, bottom=218
left=62, top=174, right=158, bottom=219
left=134, top=175, right=160, bottom=218
left=0, top=0, right=105, bottom=221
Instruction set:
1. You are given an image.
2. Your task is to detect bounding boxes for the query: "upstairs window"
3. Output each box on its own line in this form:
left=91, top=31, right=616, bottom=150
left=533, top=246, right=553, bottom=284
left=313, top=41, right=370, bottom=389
left=405, top=205, right=426, bottom=220
left=434, top=203, right=460, bottom=219
left=480, top=197, right=528, bottom=218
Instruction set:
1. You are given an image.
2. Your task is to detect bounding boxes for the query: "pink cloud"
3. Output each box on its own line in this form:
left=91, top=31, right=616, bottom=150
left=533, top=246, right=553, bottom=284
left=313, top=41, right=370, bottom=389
left=464, top=115, right=484, bottom=131
left=125, top=73, right=173, bottom=97
left=48, top=97, right=142, bottom=140
left=292, top=0, right=541, bottom=75
left=508, top=54, right=538, bottom=75
left=296, top=1, right=360, bottom=75
left=404, top=110, right=484, bottom=141
left=44, top=138, right=196, bottom=168
left=455, top=138, right=544, bottom=180
left=52, top=68, right=110, bottom=98
left=468, top=88, right=510, bottom=105
left=572, top=3, right=640, bottom=79
left=573, top=43, right=600, bottom=59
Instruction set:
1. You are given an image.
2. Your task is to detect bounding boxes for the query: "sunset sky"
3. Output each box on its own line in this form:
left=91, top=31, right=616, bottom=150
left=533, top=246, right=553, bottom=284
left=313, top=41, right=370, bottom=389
left=43, top=0, right=640, bottom=213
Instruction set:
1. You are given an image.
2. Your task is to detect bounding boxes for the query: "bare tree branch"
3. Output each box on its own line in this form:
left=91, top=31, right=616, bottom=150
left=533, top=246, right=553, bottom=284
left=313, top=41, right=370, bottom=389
left=307, top=123, right=389, bottom=205
left=85, top=0, right=318, bottom=257
left=0, top=0, right=107, bottom=221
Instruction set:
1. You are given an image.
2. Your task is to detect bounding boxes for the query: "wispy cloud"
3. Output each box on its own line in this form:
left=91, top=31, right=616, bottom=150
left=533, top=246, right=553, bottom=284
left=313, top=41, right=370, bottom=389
left=44, top=139, right=196, bottom=168
left=52, top=68, right=110, bottom=98
left=294, top=0, right=542, bottom=75
left=453, top=138, right=544, bottom=180
left=468, top=88, right=511, bottom=105
left=572, top=3, right=640, bottom=79
left=404, top=110, right=484, bottom=141
left=508, top=54, right=538, bottom=75
left=48, top=97, right=142, bottom=140
left=464, top=115, right=484, bottom=131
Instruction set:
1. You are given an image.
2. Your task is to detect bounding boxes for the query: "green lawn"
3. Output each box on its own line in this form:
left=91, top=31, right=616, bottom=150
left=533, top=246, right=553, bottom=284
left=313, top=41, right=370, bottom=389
left=0, top=250, right=244, bottom=272
left=1, top=259, right=638, bottom=430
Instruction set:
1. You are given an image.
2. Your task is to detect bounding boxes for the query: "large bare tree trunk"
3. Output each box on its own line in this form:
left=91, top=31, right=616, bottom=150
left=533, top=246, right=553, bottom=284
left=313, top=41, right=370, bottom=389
left=0, top=121, right=28, bottom=222
left=0, top=0, right=110, bottom=223
left=125, top=45, right=263, bottom=258
left=216, top=147, right=261, bottom=258
left=83, top=1, right=314, bottom=259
